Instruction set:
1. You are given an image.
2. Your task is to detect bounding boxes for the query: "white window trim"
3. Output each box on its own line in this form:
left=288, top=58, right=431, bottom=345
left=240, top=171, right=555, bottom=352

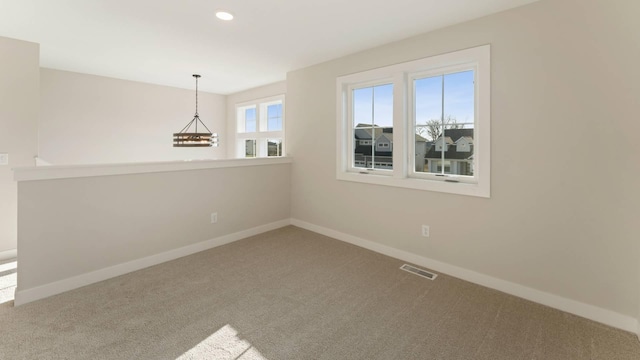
left=236, top=95, right=285, bottom=158
left=336, top=45, right=490, bottom=198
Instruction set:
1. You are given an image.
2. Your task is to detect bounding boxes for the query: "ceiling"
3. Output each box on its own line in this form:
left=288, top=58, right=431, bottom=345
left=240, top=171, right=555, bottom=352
left=0, top=0, right=537, bottom=94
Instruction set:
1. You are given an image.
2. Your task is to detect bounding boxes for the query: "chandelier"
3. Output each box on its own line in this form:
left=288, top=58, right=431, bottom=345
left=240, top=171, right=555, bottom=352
left=173, top=74, right=218, bottom=147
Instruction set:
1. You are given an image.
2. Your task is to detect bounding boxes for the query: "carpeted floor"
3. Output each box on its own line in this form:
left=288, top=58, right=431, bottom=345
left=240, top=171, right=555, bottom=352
left=0, top=226, right=639, bottom=359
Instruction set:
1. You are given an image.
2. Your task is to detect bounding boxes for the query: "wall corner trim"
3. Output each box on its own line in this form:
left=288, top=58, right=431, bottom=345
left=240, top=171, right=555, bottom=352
left=14, top=219, right=291, bottom=306
left=290, top=218, right=638, bottom=334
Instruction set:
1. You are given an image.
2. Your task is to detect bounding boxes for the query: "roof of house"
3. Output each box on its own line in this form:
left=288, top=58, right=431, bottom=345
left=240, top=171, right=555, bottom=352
left=439, top=137, right=454, bottom=145
left=377, top=133, right=393, bottom=142
left=442, top=128, right=474, bottom=142
left=455, top=136, right=473, bottom=144
left=354, top=126, right=384, bottom=140
left=425, top=145, right=474, bottom=160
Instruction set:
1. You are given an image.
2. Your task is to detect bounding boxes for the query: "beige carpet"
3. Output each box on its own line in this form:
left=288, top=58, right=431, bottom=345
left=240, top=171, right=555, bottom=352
left=0, top=226, right=639, bottom=359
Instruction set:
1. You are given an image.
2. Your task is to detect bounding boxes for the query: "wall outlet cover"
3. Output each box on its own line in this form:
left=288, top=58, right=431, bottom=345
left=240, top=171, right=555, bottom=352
left=421, top=225, right=430, bottom=237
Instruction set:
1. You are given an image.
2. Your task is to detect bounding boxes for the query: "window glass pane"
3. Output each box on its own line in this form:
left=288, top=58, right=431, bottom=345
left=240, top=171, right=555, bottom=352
left=352, top=84, right=393, bottom=170
left=267, top=104, right=282, bottom=131
left=245, top=139, right=256, bottom=158
left=443, top=70, right=474, bottom=176
left=267, top=139, right=282, bottom=157
left=415, top=76, right=442, bottom=173
left=245, top=108, right=256, bottom=133
left=416, top=70, right=474, bottom=176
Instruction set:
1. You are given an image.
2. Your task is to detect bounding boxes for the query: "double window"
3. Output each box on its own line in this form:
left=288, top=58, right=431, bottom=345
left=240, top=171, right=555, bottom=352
left=336, top=45, right=490, bottom=197
left=236, top=96, right=284, bottom=158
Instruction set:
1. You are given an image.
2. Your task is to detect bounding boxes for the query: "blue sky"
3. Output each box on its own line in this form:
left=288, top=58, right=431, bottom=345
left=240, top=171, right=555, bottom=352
left=353, top=70, right=474, bottom=128
left=245, top=108, right=256, bottom=132
left=267, top=103, right=283, bottom=131
left=244, top=104, right=282, bottom=132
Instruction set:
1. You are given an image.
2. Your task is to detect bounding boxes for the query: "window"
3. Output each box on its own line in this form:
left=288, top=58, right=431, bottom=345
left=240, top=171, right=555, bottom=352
left=236, top=95, right=285, bottom=158
left=336, top=45, right=490, bottom=197
left=267, top=139, right=283, bottom=157
left=244, top=139, right=256, bottom=158
left=352, top=83, right=394, bottom=170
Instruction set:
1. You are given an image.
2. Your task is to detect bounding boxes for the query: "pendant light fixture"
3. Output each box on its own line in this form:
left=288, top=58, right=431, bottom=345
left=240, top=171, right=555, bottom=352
left=173, top=74, right=219, bottom=147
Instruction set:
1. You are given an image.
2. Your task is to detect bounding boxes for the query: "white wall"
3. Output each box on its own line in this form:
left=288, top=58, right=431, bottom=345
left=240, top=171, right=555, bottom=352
left=225, top=81, right=287, bottom=158
left=16, top=160, right=291, bottom=303
left=0, top=36, right=39, bottom=255
left=287, top=0, right=640, bottom=327
left=39, top=69, right=227, bottom=165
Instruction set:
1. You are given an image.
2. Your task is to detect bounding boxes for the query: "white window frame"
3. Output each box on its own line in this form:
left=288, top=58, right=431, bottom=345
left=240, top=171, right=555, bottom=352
left=236, top=95, right=285, bottom=158
left=336, top=45, right=490, bottom=198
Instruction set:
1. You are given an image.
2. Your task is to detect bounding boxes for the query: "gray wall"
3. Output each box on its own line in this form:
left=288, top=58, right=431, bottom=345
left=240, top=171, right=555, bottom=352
left=17, top=163, right=291, bottom=291
left=287, top=0, right=640, bottom=319
left=39, top=69, right=227, bottom=165
left=0, top=36, right=39, bottom=255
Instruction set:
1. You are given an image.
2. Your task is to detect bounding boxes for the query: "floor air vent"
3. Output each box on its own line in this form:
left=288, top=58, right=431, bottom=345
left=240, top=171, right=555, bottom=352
left=400, top=264, right=438, bottom=280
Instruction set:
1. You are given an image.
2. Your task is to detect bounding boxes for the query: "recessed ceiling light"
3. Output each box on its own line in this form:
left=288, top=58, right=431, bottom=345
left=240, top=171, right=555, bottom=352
left=215, top=11, right=234, bottom=21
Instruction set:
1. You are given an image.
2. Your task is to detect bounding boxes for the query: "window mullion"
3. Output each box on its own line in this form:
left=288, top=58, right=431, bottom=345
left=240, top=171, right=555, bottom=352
left=370, top=86, right=375, bottom=170
left=440, top=74, right=446, bottom=175
left=393, top=72, right=406, bottom=179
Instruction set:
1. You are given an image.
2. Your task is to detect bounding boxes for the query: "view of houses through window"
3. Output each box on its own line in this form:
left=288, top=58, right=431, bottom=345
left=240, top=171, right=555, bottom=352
left=338, top=45, right=489, bottom=197
left=353, top=83, right=393, bottom=170
left=353, top=70, right=474, bottom=176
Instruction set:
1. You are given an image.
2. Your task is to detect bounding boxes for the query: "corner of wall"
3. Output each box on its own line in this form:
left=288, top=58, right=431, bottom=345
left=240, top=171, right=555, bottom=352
left=637, top=302, right=640, bottom=341
left=0, top=35, right=39, bottom=254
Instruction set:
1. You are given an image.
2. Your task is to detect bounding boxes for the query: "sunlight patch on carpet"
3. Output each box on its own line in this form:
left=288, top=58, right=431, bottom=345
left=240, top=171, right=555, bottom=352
left=176, top=324, right=267, bottom=360
left=0, top=260, right=17, bottom=305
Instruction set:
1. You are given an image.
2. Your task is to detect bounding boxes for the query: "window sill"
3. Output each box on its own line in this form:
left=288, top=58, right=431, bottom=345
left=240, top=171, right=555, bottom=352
left=337, top=171, right=490, bottom=198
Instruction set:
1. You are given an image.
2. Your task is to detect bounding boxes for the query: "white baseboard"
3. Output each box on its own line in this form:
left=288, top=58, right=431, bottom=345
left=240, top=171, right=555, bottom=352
left=12, top=218, right=639, bottom=336
left=0, top=249, right=17, bottom=262
left=290, top=218, right=638, bottom=334
left=14, top=219, right=291, bottom=306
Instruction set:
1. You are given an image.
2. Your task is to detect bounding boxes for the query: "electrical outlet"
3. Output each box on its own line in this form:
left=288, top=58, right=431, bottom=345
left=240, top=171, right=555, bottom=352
left=210, top=212, right=218, bottom=224
left=0, top=153, right=8, bottom=165
left=421, top=225, right=430, bottom=237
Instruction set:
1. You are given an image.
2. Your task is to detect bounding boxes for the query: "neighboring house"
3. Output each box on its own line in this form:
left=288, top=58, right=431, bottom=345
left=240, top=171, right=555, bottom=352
left=425, top=128, right=474, bottom=175
left=375, top=132, right=393, bottom=152
left=354, top=124, right=428, bottom=170
left=455, top=136, right=473, bottom=152
left=354, top=125, right=392, bottom=169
